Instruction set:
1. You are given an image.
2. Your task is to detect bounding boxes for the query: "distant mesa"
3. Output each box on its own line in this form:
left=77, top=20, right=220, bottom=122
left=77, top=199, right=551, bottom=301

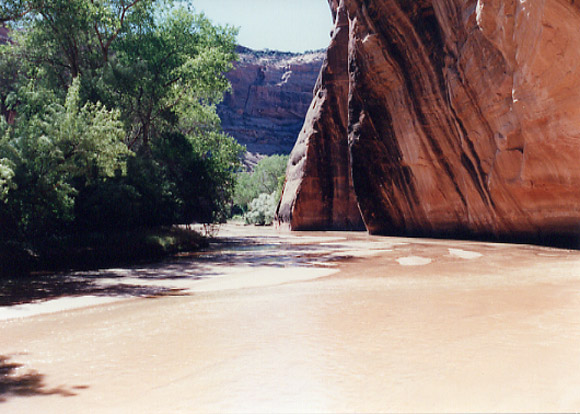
left=218, top=46, right=325, bottom=161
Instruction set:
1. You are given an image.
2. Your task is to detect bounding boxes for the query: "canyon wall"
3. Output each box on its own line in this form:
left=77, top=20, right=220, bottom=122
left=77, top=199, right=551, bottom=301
left=218, top=47, right=324, bottom=157
left=276, top=4, right=364, bottom=230
left=278, top=0, right=580, bottom=243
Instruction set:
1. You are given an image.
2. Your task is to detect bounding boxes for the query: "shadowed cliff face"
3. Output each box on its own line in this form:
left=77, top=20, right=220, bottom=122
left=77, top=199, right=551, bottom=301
left=276, top=3, right=364, bottom=231
left=278, top=0, right=580, bottom=243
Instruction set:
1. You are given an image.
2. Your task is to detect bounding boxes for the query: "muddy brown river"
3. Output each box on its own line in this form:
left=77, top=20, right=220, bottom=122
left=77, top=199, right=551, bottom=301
left=1, top=224, right=580, bottom=412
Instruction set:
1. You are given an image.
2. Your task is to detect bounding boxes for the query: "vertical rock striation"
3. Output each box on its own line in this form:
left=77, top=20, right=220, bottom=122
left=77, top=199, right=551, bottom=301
left=276, top=2, right=364, bottom=230
left=278, top=0, right=580, bottom=243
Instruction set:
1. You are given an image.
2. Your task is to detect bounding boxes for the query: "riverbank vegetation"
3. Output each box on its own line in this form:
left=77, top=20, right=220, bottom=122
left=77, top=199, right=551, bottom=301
left=233, top=154, right=288, bottom=225
left=0, top=0, right=244, bottom=276
left=0, top=226, right=208, bottom=277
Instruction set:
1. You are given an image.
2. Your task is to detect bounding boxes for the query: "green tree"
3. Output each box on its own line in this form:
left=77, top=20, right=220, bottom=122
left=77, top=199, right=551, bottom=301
left=245, top=192, right=278, bottom=226
left=0, top=0, right=28, bottom=23
left=0, top=77, right=129, bottom=238
left=234, top=154, right=289, bottom=213
left=0, top=0, right=243, bottom=248
left=0, top=157, right=14, bottom=200
left=152, top=129, right=243, bottom=224
left=98, top=6, right=237, bottom=152
left=233, top=154, right=288, bottom=225
left=1, top=0, right=160, bottom=79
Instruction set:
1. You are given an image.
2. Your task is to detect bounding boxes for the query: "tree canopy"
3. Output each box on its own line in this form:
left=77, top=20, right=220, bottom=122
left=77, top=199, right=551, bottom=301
left=0, top=0, right=244, bottom=244
left=233, top=154, right=289, bottom=225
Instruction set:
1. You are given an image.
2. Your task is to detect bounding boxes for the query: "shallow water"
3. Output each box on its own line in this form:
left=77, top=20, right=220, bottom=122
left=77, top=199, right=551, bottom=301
left=0, top=225, right=356, bottom=315
left=2, top=224, right=580, bottom=412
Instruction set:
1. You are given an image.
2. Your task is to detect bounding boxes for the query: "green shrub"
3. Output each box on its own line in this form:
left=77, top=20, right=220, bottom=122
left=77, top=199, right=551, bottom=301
left=244, top=192, right=279, bottom=226
left=0, top=78, right=130, bottom=239
left=233, top=154, right=288, bottom=215
left=0, top=2, right=242, bottom=262
left=0, top=157, right=14, bottom=201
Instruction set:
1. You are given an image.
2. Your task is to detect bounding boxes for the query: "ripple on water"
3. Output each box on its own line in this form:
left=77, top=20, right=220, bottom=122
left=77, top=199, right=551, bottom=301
left=396, top=256, right=432, bottom=266
left=448, top=248, right=483, bottom=259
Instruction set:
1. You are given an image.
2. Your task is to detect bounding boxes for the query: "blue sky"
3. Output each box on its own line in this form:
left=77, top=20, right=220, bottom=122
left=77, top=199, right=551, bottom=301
left=191, top=0, right=334, bottom=52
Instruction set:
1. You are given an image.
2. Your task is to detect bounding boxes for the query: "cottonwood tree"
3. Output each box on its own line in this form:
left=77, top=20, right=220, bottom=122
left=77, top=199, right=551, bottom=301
left=0, top=0, right=244, bottom=240
left=99, top=6, right=237, bottom=152
left=233, top=154, right=289, bottom=224
left=0, top=77, right=129, bottom=237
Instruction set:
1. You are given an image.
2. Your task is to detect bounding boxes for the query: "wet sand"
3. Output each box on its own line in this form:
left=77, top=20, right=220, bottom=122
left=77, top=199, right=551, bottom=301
left=2, top=224, right=580, bottom=413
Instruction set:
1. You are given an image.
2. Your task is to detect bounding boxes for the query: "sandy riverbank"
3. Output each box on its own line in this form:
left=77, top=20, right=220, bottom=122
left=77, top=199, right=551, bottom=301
left=2, top=224, right=580, bottom=413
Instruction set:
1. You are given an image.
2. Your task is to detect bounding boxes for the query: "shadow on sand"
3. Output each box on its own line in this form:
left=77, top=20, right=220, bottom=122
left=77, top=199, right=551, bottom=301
left=0, top=356, right=86, bottom=403
left=0, top=233, right=348, bottom=307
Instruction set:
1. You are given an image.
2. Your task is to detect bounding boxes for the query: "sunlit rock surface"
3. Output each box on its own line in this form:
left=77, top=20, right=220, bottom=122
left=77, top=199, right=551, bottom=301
left=279, top=0, right=580, bottom=243
left=218, top=46, right=325, bottom=157
left=276, top=4, right=364, bottom=231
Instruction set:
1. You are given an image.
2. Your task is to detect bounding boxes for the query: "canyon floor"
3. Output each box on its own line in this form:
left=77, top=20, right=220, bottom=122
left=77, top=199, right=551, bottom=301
left=1, top=224, right=580, bottom=413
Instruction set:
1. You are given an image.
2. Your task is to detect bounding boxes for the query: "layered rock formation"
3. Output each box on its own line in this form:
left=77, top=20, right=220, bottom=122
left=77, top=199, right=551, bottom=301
left=218, top=47, right=325, bottom=157
left=278, top=0, right=580, bottom=243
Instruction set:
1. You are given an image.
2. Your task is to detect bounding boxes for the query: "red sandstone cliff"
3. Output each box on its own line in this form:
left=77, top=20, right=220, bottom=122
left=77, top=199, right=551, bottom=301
left=278, top=0, right=580, bottom=243
left=276, top=3, right=364, bottom=230
left=218, top=47, right=324, bottom=157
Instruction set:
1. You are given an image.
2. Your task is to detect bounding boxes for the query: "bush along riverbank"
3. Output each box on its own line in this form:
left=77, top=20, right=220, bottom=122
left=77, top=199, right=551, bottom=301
left=0, top=226, right=208, bottom=278
left=0, top=3, right=242, bottom=279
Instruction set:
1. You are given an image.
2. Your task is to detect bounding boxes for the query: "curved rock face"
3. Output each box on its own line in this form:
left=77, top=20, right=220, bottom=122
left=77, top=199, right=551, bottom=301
left=278, top=0, right=580, bottom=242
left=276, top=3, right=364, bottom=230
left=218, top=47, right=325, bottom=156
